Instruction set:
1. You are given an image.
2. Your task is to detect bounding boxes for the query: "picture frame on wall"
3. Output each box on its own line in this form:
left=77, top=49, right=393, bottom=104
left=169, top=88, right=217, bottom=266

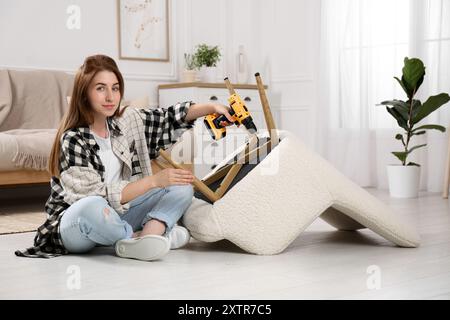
left=117, top=0, right=169, bottom=61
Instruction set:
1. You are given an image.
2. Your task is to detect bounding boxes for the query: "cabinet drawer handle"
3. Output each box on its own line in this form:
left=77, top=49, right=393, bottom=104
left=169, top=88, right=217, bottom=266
left=209, top=95, right=218, bottom=101
left=244, top=96, right=251, bottom=102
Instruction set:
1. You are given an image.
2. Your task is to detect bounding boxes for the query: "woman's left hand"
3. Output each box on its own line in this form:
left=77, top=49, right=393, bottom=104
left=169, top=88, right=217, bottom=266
left=213, top=104, right=234, bottom=126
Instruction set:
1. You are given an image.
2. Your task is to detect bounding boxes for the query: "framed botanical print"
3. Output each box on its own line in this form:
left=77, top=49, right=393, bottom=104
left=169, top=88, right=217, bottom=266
left=117, top=0, right=170, bottom=61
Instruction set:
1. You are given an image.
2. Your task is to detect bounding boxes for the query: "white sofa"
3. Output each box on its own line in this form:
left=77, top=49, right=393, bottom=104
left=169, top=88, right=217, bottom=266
left=0, top=69, right=193, bottom=186
left=0, top=69, right=74, bottom=186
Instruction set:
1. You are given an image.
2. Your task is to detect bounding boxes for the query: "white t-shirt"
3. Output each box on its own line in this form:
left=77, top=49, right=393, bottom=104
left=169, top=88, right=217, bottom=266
left=92, top=125, right=122, bottom=185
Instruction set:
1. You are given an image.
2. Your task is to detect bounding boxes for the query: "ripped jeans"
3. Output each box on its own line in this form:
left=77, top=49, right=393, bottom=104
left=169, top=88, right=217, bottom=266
left=59, top=185, right=194, bottom=253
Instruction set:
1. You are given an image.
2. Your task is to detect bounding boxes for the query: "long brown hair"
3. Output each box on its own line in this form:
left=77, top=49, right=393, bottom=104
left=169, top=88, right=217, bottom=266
left=48, top=54, right=125, bottom=177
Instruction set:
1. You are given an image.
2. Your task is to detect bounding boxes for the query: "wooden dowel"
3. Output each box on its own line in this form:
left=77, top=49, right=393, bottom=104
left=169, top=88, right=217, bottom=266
left=255, top=73, right=276, bottom=132
left=255, top=73, right=279, bottom=148
left=152, top=159, right=166, bottom=172
left=223, top=77, right=236, bottom=95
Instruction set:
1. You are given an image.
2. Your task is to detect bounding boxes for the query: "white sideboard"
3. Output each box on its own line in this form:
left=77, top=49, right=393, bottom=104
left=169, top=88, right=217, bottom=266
left=158, top=82, right=273, bottom=179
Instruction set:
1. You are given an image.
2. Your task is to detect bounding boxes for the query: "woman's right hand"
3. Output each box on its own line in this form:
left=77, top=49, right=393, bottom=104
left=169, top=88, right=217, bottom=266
left=152, top=168, right=194, bottom=188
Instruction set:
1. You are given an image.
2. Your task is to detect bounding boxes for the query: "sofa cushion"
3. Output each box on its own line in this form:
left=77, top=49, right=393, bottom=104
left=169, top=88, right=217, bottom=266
left=0, top=69, right=73, bottom=131
left=0, top=70, right=12, bottom=128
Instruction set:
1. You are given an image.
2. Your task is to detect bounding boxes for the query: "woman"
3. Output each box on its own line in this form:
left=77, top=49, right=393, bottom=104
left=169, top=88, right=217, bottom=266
left=15, top=54, right=233, bottom=261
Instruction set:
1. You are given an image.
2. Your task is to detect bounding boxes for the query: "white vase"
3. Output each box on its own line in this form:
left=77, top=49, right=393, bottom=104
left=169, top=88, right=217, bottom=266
left=387, top=165, right=421, bottom=198
left=181, top=70, right=197, bottom=82
left=200, top=66, right=217, bottom=83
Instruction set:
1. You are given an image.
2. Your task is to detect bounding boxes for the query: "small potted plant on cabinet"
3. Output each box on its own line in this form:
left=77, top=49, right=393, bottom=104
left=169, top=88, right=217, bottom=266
left=182, top=53, right=199, bottom=82
left=378, top=57, right=449, bottom=198
left=194, top=43, right=222, bottom=83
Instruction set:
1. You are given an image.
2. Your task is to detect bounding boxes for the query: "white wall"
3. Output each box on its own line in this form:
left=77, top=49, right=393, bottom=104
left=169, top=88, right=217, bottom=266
left=258, top=0, right=320, bottom=146
left=0, top=0, right=320, bottom=144
left=0, top=0, right=179, bottom=106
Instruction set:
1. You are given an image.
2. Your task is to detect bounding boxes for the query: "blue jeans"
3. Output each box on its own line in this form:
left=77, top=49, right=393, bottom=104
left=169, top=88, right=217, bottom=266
left=59, top=185, right=194, bottom=253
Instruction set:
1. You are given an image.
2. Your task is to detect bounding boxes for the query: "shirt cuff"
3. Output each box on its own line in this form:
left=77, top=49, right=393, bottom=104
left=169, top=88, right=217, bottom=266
left=174, top=101, right=196, bottom=127
left=106, top=180, right=130, bottom=214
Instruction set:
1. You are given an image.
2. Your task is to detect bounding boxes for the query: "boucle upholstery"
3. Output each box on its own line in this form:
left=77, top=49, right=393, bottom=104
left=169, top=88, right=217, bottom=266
left=182, top=130, right=420, bottom=255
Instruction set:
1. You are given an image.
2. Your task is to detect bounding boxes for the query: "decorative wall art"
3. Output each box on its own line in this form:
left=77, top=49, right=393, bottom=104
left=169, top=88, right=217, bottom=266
left=117, top=0, right=169, bottom=61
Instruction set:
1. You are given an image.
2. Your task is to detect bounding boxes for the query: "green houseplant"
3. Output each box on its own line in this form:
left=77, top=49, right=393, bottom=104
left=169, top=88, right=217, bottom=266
left=184, top=53, right=198, bottom=70
left=194, top=44, right=222, bottom=82
left=181, top=53, right=199, bottom=82
left=379, top=57, right=450, bottom=197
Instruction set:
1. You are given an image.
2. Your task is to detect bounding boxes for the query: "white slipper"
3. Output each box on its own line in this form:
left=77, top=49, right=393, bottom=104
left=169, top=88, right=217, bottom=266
left=168, top=225, right=191, bottom=249
left=115, top=235, right=170, bottom=261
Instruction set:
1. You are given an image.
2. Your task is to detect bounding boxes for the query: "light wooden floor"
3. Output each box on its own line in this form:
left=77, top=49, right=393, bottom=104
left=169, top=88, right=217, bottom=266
left=0, top=187, right=449, bottom=299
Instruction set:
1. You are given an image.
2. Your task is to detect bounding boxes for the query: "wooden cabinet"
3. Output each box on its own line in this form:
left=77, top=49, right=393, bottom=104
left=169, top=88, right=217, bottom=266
left=158, top=82, right=270, bottom=179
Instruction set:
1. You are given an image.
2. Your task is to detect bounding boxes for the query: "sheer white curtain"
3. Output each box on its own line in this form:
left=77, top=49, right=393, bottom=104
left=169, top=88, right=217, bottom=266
left=315, top=0, right=450, bottom=192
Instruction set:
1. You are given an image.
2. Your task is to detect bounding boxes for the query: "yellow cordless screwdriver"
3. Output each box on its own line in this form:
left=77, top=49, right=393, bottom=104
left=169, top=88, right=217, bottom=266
left=204, top=78, right=257, bottom=140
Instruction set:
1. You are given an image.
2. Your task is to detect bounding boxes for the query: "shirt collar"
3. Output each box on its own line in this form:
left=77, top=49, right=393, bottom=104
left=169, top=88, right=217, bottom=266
left=75, top=116, right=123, bottom=150
left=76, top=127, right=99, bottom=151
left=107, top=117, right=122, bottom=136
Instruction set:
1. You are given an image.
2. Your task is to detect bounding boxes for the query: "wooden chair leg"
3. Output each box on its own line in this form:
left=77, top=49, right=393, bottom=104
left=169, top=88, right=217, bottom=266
left=255, top=73, right=279, bottom=149
left=215, top=163, right=243, bottom=198
left=158, top=135, right=269, bottom=203
left=159, top=149, right=220, bottom=203
left=153, top=159, right=170, bottom=171
left=202, top=165, right=233, bottom=186
left=443, top=128, right=450, bottom=199
left=155, top=158, right=205, bottom=195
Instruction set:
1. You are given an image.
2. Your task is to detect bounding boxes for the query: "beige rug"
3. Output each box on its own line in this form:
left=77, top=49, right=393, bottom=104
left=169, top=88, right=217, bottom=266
left=0, top=185, right=49, bottom=235
left=0, top=212, right=45, bottom=235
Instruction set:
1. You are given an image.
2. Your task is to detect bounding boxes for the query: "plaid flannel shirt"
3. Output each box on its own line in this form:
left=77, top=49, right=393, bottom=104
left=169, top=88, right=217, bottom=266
left=15, top=101, right=194, bottom=258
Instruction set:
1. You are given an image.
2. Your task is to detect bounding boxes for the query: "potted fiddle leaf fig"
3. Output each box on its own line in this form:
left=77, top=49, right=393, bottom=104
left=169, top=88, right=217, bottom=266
left=378, top=57, right=450, bottom=198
